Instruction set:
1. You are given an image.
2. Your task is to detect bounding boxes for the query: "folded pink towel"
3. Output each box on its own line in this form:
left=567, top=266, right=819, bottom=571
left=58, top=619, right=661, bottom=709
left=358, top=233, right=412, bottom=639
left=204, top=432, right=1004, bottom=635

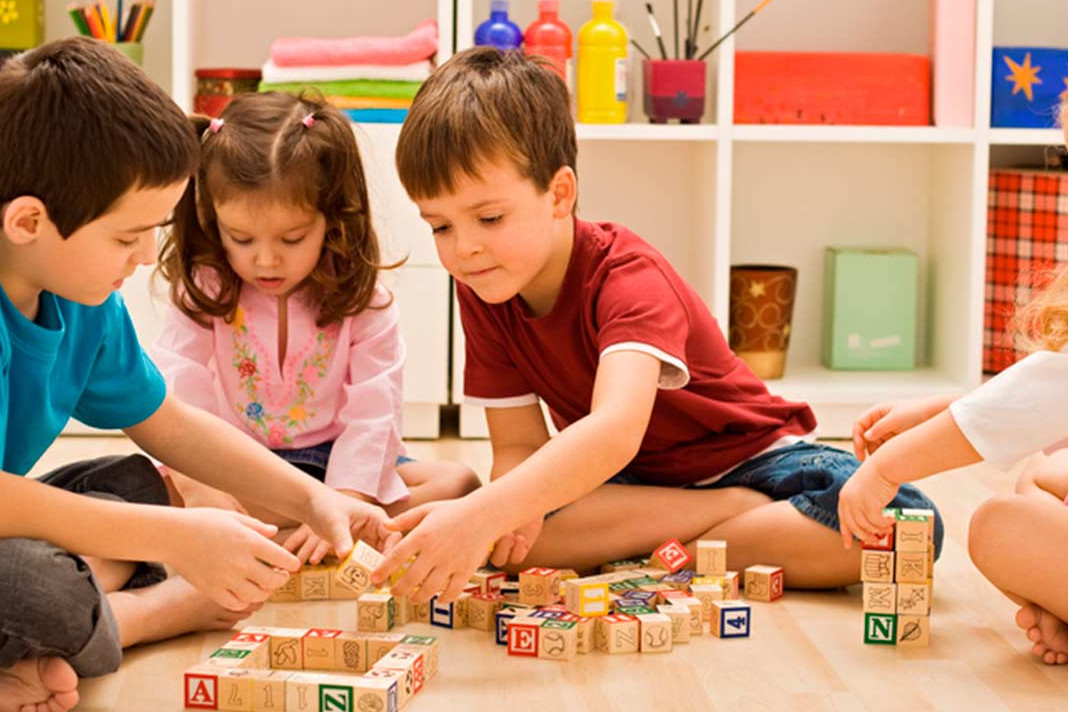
left=270, top=20, right=438, bottom=67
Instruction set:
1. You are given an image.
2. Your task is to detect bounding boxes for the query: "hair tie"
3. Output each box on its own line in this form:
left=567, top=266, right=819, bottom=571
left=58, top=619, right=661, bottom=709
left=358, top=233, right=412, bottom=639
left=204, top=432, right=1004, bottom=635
left=301, top=114, right=316, bottom=128
left=209, top=118, right=225, bottom=133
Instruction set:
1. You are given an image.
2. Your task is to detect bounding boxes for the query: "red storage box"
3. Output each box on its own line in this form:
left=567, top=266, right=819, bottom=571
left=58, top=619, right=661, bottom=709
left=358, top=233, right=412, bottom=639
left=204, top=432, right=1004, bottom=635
left=734, top=51, right=931, bottom=125
left=984, top=169, right=1068, bottom=373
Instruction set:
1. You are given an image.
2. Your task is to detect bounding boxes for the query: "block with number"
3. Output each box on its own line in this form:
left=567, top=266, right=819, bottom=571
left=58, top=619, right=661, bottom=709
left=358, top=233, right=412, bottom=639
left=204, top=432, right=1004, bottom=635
left=696, top=540, right=727, bottom=576
left=335, top=540, right=382, bottom=595
left=594, top=614, right=640, bottom=654
left=651, top=538, right=693, bottom=573
left=507, top=617, right=543, bottom=657
left=744, top=565, right=784, bottom=602
left=710, top=600, right=751, bottom=639
left=519, top=567, right=561, bottom=607
left=250, top=670, right=291, bottom=712
left=358, top=593, right=396, bottom=632
left=897, top=614, right=931, bottom=647
left=564, top=579, right=610, bottom=617
left=690, top=583, right=725, bottom=620
left=896, top=582, right=931, bottom=616
left=863, top=583, right=897, bottom=615
left=636, top=613, right=673, bottom=653
left=864, top=613, right=897, bottom=645
left=302, top=629, right=342, bottom=671
left=861, top=551, right=895, bottom=583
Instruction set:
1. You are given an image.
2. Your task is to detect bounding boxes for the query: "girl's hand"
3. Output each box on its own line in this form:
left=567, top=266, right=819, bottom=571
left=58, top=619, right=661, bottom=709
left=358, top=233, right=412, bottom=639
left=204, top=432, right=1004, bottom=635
left=489, top=517, right=544, bottom=568
left=303, top=487, right=397, bottom=558
left=164, top=508, right=299, bottom=610
left=282, top=524, right=333, bottom=566
left=372, top=499, right=499, bottom=605
left=853, top=399, right=938, bottom=460
left=837, top=461, right=899, bottom=548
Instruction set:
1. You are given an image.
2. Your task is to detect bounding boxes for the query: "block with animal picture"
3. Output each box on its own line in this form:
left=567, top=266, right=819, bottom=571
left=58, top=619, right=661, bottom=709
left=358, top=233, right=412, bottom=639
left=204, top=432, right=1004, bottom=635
left=335, top=539, right=383, bottom=596
left=358, top=592, right=396, bottom=632
left=743, top=565, right=784, bottom=602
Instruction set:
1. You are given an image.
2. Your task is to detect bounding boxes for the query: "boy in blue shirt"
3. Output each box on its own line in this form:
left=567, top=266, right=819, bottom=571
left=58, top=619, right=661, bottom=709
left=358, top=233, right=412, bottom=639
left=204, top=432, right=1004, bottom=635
left=0, top=38, right=393, bottom=711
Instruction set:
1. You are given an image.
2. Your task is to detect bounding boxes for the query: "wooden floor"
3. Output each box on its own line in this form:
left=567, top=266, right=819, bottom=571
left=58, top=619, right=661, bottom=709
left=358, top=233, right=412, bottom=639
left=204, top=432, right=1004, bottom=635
left=29, top=434, right=1068, bottom=712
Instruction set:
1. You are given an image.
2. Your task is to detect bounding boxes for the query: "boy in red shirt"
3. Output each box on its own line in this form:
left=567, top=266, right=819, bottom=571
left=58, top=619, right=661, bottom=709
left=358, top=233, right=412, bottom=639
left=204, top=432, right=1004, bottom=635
left=376, top=48, right=942, bottom=600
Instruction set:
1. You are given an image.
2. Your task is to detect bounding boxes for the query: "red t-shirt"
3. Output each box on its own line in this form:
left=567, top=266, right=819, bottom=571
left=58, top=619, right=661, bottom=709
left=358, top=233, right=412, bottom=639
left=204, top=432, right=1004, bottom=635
left=459, top=219, right=817, bottom=487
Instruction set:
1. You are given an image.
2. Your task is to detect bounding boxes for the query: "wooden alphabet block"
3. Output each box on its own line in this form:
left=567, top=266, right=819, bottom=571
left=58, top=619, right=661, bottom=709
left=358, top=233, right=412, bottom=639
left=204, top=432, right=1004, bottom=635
left=267, top=573, right=301, bottom=603
left=216, top=669, right=254, bottom=712
left=299, top=565, right=332, bottom=601
left=283, top=672, right=329, bottom=712
left=267, top=628, right=309, bottom=670
left=358, top=593, right=396, bottom=632
left=364, top=669, right=411, bottom=710
left=723, top=571, right=741, bottom=599
left=328, top=566, right=361, bottom=600
left=375, top=645, right=426, bottom=693
left=411, top=599, right=431, bottom=624
left=495, top=609, right=517, bottom=645
left=895, top=514, right=930, bottom=552
left=301, top=629, right=341, bottom=671
left=335, top=632, right=368, bottom=674
left=651, top=538, right=693, bottom=573
left=896, top=614, right=931, bottom=647
left=636, top=613, right=673, bottom=653
left=594, top=614, right=640, bottom=654
left=335, top=540, right=382, bottom=595
left=470, top=568, right=507, bottom=594
left=564, top=580, right=610, bottom=618
left=863, top=513, right=896, bottom=551
left=250, top=670, right=290, bottom=712
left=557, top=614, right=594, bottom=654
left=600, top=558, right=644, bottom=573
left=468, top=592, right=505, bottom=631
left=895, top=551, right=929, bottom=584
left=690, top=583, right=725, bottom=620
left=864, top=613, right=897, bottom=645
left=364, top=633, right=405, bottom=668
left=352, top=674, right=399, bottom=712
left=399, top=636, right=439, bottom=680
left=743, top=565, right=784, bottom=602
left=862, top=583, right=897, bottom=615
left=860, top=551, right=895, bottom=583
left=696, top=540, right=727, bottom=576
left=657, top=604, right=692, bottom=643
left=896, top=582, right=931, bottom=616
left=429, top=594, right=468, bottom=629
left=506, top=617, right=542, bottom=657
left=673, top=597, right=705, bottom=636
left=519, top=567, right=561, bottom=607
left=538, top=620, right=578, bottom=661
left=710, top=600, right=751, bottom=638
left=184, top=666, right=220, bottom=710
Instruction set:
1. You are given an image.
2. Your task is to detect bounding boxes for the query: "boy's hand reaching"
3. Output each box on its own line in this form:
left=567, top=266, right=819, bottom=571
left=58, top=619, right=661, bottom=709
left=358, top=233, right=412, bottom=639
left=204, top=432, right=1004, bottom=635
left=166, top=508, right=300, bottom=611
left=371, top=498, right=499, bottom=605
left=282, top=524, right=333, bottom=566
left=489, top=517, right=543, bottom=568
left=853, top=399, right=929, bottom=460
left=303, top=487, right=398, bottom=558
left=837, top=461, right=899, bottom=549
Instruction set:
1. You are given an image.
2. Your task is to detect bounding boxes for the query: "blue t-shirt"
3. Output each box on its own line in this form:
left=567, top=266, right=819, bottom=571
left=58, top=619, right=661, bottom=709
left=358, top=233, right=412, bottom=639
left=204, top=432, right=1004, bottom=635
left=0, top=285, right=166, bottom=475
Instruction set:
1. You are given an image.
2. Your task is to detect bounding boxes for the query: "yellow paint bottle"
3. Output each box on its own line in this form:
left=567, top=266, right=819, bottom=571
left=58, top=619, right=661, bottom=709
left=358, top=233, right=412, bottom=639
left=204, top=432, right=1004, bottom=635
left=577, top=0, right=628, bottom=123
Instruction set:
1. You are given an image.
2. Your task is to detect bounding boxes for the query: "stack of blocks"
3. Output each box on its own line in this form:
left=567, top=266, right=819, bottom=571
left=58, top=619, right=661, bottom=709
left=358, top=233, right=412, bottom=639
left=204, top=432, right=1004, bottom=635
left=861, top=508, right=936, bottom=647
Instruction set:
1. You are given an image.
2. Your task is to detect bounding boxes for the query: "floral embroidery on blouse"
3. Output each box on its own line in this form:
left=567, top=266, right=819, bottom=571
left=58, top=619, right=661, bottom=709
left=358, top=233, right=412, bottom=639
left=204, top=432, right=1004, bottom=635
left=231, top=304, right=340, bottom=448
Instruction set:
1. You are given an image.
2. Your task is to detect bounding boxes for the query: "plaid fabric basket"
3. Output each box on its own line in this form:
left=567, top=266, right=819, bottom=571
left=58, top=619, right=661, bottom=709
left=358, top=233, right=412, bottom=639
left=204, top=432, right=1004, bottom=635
left=984, top=169, right=1068, bottom=373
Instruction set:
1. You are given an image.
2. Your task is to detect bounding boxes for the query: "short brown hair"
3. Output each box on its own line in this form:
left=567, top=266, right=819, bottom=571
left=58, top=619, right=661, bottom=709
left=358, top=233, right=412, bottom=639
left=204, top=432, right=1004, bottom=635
left=158, top=92, right=396, bottom=328
left=396, top=47, right=576, bottom=200
left=0, top=37, right=198, bottom=237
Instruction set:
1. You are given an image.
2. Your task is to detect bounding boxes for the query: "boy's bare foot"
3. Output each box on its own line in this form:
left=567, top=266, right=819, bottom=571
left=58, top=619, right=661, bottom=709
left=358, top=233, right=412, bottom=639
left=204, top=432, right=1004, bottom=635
left=1015, top=604, right=1068, bottom=665
left=108, top=576, right=262, bottom=648
left=0, top=656, right=79, bottom=712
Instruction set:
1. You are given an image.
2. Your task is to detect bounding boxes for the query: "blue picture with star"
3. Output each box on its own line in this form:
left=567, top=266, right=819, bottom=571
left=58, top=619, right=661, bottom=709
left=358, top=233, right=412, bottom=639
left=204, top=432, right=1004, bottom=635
left=992, top=47, right=1068, bottom=128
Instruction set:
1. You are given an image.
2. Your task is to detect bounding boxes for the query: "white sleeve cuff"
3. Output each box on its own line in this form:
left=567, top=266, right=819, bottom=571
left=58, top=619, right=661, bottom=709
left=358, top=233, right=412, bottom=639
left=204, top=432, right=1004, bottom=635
left=600, top=341, right=690, bottom=389
left=464, top=393, right=540, bottom=408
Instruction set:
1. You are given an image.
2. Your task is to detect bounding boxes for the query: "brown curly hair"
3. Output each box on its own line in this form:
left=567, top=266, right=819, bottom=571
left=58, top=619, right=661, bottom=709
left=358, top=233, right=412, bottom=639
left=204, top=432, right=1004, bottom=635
left=158, top=91, right=399, bottom=327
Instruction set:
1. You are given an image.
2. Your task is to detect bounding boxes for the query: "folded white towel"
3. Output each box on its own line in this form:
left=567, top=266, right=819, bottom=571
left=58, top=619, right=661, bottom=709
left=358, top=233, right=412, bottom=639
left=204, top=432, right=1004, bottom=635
left=260, top=59, right=433, bottom=85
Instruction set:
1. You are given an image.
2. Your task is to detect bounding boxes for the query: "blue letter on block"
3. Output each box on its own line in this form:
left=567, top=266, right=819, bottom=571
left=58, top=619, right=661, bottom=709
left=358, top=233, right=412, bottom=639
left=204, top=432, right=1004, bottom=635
left=495, top=610, right=517, bottom=645
left=430, top=596, right=454, bottom=629
left=720, top=606, right=751, bottom=638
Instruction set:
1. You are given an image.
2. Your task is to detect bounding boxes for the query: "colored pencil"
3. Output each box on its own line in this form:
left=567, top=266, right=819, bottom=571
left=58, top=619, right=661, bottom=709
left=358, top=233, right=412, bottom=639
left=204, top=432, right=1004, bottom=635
left=116, top=0, right=124, bottom=42
left=68, top=4, right=91, bottom=36
left=134, top=2, right=155, bottom=42
left=97, top=2, right=115, bottom=42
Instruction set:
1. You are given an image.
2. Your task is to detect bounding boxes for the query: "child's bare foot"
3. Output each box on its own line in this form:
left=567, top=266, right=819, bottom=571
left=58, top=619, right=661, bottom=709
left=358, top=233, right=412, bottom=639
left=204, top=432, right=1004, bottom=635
left=0, top=656, right=79, bottom=712
left=1015, top=604, right=1068, bottom=665
left=108, top=576, right=262, bottom=648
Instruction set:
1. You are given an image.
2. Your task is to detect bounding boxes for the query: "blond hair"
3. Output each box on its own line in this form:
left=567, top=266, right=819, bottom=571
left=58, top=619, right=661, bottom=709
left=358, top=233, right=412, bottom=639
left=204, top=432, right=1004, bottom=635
left=1011, top=101, right=1068, bottom=352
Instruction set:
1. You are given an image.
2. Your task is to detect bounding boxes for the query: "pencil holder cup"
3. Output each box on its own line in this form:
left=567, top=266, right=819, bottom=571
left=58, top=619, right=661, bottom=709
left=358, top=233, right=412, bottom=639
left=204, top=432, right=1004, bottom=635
left=642, top=59, right=707, bottom=123
left=113, top=42, right=144, bottom=66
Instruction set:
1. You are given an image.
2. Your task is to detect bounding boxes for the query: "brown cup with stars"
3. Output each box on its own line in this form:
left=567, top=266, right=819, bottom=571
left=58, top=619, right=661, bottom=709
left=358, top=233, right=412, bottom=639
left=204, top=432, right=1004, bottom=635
left=728, top=265, right=798, bottom=380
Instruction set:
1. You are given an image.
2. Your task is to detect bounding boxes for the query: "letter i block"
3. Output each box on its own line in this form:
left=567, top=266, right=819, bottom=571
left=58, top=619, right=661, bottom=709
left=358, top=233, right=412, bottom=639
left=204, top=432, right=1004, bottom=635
left=743, top=565, right=784, bottom=602
left=564, top=580, right=610, bottom=617
left=652, top=538, right=693, bottom=573
left=895, top=514, right=931, bottom=553
left=301, top=629, right=342, bottom=671
left=710, top=600, right=751, bottom=638
left=696, top=540, right=727, bottom=576
left=184, top=666, right=219, bottom=710
left=519, top=567, right=561, bottom=607
left=864, top=613, right=898, bottom=645
left=538, top=620, right=578, bottom=661
left=335, top=540, right=382, bottom=595
left=507, top=618, right=543, bottom=657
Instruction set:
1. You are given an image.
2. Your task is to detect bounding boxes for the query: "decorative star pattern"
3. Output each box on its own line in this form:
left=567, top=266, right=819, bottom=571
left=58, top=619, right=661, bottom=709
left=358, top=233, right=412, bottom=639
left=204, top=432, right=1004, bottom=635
left=1004, top=52, right=1042, bottom=102
left=748, top=281, right=766, bottom=298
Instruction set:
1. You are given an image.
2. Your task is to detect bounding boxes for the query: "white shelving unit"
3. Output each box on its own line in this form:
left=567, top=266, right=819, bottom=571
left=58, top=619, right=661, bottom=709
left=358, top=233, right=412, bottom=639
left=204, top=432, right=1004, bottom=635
left=454, top=0, right=1068, bottom=438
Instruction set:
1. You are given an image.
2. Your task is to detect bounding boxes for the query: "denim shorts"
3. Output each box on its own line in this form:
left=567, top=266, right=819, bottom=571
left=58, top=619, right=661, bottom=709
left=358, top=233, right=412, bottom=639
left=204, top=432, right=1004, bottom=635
left=272, top=441, right=414, bottom=483
left=582, top=442, right=945, bottom=559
